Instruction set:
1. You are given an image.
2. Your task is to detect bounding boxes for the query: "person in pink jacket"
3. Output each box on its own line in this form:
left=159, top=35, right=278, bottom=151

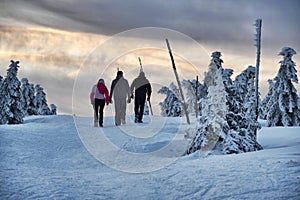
left=90, top=79, right=110, bottom=127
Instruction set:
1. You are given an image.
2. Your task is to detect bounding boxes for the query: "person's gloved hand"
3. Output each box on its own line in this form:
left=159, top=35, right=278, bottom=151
left=127, top=98, right=131, bottom=104
left=106, top=102, right=109, bottom=106
left=130, top=94, right=134, bottom=99
left=147, top=96, right=150, bottom=101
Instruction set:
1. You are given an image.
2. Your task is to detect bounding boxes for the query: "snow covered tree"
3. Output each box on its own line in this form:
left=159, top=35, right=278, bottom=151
left=187, top=52, right=262, bottom=155
left=187, top=52, right=227, bottom=155
left=35, top=84, right=51, bottom=115
left=222, top=68, right=234, bottom=89
left=221, top=65, right=261, bottom=154
left=0, top=60, right=24, bottom=124
left=158, top=83, right=183, bottom=117
left=182, top=79, right=196, bottom=115
left=234, top=66, right=256, bottom=103
left=244, top=73, right=257, bottom=120
left=234, top=66, right=259, bottom=123
left=182, top=79, right=207, bottom=116
left=221, top=67, right=241, bottom=114
left=21, top=78, right=37, bottom=116
left=260, top=79, right=274, bottom=119
left=0, top=75, right=6, bottom=124
left=265, top=47, right=300, bottom=126
left=50, top=104, right=57, bottom=115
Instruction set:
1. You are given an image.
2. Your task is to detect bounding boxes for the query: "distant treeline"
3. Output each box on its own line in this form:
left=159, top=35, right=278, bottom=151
left=0, top=60, right=56, bottom=124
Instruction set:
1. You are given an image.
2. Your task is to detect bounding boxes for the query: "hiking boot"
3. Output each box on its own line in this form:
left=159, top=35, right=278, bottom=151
left=94, top=122, right=98, bottom=127
left=99, top=124, right=103, bottom=127
left=121, top=119, right=126, bottom=124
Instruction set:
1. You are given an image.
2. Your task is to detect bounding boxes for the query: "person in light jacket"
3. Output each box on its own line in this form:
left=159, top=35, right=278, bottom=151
left=110, top=71, right=131, bottom=126
left=90, top=78, right=110, bottom=127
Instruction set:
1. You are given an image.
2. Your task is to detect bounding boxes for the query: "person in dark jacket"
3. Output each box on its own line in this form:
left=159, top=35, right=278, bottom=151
left=130, top=71, right=152, bottom=123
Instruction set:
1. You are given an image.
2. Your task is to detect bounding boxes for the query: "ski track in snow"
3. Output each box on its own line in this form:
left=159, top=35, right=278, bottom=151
left=0, top=115, right=299, bottom=199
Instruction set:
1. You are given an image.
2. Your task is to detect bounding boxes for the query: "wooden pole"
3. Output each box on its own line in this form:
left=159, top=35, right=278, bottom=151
left=254, top=19, right=262, bottom=138
left=166, top=39, right=190, bottom=124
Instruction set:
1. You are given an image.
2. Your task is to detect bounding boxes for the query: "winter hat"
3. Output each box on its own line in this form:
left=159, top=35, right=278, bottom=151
left=117, top=71, right=123, bottom=76
left=99, top=78, right=105, bottom=84
left=139, top=71, right=145, bottom=77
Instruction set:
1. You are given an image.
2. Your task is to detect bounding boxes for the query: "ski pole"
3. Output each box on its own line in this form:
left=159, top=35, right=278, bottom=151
left=148, top=99, right=154, bottom=116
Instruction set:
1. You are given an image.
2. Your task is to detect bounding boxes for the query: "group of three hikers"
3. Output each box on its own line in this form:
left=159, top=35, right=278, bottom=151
left=90, top=70, right=152, bottom=127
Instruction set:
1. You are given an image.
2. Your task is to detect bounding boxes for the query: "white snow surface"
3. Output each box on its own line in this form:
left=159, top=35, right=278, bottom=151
left=0, top=115, right=299, bottom=199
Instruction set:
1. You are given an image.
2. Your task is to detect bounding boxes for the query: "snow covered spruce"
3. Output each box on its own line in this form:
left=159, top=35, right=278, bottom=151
left=20, top=78, right=36, bottom=116
left=0, top=60, right=56, bottom=125
left=260, top=47, right=300, bottom=126
left=158, top=83, right=184, bottom=117
left=187, top=52, right=262, bottom=155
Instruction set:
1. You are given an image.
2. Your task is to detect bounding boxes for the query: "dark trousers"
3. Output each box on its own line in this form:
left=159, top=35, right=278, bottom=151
left=134, top=96, right=146, bottom=121
left=94, top=99, right=105, bottom=125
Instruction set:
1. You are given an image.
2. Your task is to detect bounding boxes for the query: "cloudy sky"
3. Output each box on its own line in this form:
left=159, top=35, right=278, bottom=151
left=1, top=0, right=299, bottom=116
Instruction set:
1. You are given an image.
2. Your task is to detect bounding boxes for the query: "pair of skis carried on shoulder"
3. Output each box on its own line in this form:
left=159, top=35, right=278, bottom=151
left=138, top=57, right=154, bottom=116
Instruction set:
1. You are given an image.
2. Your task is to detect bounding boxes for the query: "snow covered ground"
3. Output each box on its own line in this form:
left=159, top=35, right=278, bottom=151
left=0, top=115, right=299, bottom=199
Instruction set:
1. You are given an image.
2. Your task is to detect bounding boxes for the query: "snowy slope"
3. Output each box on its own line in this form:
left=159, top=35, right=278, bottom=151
left=0, top=115, right=299, bottom=199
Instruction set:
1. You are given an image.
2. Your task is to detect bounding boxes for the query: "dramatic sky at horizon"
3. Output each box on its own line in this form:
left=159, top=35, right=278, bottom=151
left=1, top=0, right=300, bottom=116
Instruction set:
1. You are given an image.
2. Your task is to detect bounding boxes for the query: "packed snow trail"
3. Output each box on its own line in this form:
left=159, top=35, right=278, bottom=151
left=74, top=115, right=189, bottom=173
left=0, top=115, right=299, bottom=199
